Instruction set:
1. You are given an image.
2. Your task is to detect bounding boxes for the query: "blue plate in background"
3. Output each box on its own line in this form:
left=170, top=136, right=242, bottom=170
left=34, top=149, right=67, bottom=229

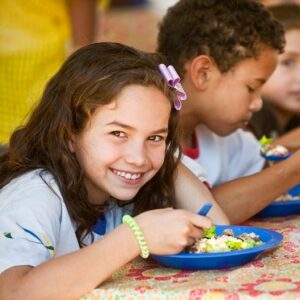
left=151, top=225, right=282, bottom=270
left=261, top=153, right=291, bottom=161
left=258, top=151, right=300, bottom=217
left=288, top=184, right=300, bottom=196
left=255, top=199, right=300, bottom=218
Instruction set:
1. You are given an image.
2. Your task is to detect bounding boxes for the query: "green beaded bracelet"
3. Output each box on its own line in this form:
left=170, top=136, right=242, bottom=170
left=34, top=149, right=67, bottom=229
left=122, top=215, right=150, bottom=259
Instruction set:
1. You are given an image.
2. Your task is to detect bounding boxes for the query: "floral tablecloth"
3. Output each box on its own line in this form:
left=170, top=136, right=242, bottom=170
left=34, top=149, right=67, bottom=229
left=81, top=215, right=300, bottom=300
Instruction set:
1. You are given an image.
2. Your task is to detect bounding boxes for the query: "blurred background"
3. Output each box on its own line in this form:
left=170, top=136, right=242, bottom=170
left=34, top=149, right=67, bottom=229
left=0, top=0, right=173, bottom=148
left=97, top=0, right=300, bottom=50
left=98, top=0, right=177, bottom=51
left=1, top=0, right=300, bottom=149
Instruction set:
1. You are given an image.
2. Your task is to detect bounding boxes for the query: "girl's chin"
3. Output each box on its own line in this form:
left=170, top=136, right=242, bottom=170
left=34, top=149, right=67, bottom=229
left=111, top=191, right=140, bottom=201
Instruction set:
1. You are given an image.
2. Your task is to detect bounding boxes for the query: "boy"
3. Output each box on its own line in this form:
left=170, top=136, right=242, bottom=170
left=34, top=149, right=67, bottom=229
left=157, top=0, right=300, bottom=223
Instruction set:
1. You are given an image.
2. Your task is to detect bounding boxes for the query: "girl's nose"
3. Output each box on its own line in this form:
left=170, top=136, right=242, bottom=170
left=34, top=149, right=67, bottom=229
left=124, top=142, right=147, bottom=167
left=250, top=95, right=263, bottom=112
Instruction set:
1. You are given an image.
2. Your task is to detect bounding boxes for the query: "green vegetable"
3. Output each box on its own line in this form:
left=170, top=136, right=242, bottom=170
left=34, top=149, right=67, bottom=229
left=205, top=243, right=214, bottom=253
left=259, top=135, right=273, bottom=148
left=226, top=240, right=243, bottom=250
left=243, top=240, right=256, bottom=248
left=203, top=225, right=216, bottom=238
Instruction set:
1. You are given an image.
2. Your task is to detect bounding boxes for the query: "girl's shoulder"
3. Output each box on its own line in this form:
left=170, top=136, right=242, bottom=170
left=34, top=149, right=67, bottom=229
left=0, top=169, right=77, bottom=271
left=0, top=169, right=63, bottom=212
left=1, top=168, right=57, bottom=193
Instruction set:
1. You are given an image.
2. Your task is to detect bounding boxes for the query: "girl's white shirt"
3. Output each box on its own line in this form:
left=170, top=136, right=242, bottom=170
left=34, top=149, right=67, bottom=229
left=0, top=169, right=130, bottom=273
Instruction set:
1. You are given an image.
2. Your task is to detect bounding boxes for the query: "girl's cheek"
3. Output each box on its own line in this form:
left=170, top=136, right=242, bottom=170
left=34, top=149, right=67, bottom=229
left=151, top=147, right=167, bottom=169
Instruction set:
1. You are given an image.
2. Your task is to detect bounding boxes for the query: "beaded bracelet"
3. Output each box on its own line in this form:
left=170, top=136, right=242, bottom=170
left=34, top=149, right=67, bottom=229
left=122, top=215, right=149, bottom=259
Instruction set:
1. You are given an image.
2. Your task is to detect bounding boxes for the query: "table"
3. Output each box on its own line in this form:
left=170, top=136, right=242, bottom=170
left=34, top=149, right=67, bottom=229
left=81, top=215, right=300, bottom=300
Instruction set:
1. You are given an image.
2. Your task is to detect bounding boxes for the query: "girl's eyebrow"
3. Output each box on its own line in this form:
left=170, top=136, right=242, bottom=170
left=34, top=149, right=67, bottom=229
left=255, top=78, right=267, bottom=85
left=283, top=51, right=299, bottom=56
left=107, top=121, right=169, bottom=134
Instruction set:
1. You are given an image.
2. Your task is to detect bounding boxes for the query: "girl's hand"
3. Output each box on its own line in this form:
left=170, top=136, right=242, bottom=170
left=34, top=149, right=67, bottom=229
left=134, top=208, right=212, bottom=255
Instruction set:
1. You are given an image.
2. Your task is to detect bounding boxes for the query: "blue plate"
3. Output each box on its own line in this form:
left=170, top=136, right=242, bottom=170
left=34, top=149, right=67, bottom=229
left=259, top=150, right=300, bottom=216
left=261, top=153, right=291, bottom=161
left=288, top=184, right=300, bottom=196
left=255, top=199, right=300, bottom=218
left=151, top=225, right=282, bottom=270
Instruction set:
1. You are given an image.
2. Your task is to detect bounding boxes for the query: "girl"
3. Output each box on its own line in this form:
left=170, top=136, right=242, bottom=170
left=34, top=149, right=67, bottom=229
left=248, top=3, right=300, bottom=151
left=0, top=42, right=227, bottom=299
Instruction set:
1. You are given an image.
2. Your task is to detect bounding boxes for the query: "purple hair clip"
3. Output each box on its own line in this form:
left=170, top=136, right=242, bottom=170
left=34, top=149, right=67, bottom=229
left=159, top=64, right=187, bottom=110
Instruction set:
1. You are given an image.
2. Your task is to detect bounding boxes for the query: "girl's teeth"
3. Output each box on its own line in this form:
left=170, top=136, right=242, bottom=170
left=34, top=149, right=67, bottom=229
left=114, top=170, right=141, bottom=180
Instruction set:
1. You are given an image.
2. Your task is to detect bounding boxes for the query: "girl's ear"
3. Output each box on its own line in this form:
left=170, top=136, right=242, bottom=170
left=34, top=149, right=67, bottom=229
left=189, top=55, right=214, bottom=90
left=68, top=135, right=76, bottom=153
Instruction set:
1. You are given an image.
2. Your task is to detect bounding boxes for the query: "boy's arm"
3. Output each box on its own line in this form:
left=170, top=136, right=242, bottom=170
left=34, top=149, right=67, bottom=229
left=67, top=0, right=98, bottom=50
left=174, top=162, right=230, bottom=225
left=212, top=150, right=300, bottom=224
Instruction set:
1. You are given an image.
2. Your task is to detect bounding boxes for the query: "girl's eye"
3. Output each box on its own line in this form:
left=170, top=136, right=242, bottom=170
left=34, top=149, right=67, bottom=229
left=247, top=86, right=255, bottom=93
left=281, top=59, right=295, bottom=67
left=111, top=131, right=126, bottom=138
left=148, top=135, right=164, bottom=142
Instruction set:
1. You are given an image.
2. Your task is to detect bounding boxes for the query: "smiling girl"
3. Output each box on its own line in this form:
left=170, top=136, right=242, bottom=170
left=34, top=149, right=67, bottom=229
left=0, top=42, right=228, bottom=300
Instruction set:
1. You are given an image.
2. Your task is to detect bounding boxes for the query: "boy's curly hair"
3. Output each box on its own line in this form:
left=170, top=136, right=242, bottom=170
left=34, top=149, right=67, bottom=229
left=157, top=0, right=285, bottom=77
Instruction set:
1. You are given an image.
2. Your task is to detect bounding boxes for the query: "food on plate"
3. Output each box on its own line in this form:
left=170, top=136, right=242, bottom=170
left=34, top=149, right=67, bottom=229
left=262, top=144, right=289, bottom=158
left=259, top=135, right=289, bottom=158
left=275, top=193, right=300, bottom=202
left=188, top=226, right=263, bottom=253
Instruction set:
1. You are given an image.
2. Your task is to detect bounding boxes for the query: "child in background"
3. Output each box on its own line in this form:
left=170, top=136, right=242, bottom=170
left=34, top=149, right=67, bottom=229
left=261, top=0, right=300, bottom=6
left=0, top=42, right=229, bottom=299
left=157, top=0, right=300, bottom=223
left=0, top=0, right=99, bottom=146
left=248, top=4, right=300, bottom=150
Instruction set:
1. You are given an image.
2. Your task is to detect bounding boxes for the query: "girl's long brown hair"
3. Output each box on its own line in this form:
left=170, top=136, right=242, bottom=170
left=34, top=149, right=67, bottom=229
left=0, top=42, right=182, bottom=246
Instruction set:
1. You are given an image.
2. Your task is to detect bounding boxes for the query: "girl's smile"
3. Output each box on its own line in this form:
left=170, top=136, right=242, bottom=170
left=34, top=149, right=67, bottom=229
left=111, top=168, right=145, bottom=186
left=112, top=169, right=143, bottom=181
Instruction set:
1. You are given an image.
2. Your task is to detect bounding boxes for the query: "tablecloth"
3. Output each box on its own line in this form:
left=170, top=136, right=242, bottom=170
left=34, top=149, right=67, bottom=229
left=81, top=215, right=300, bottom=300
